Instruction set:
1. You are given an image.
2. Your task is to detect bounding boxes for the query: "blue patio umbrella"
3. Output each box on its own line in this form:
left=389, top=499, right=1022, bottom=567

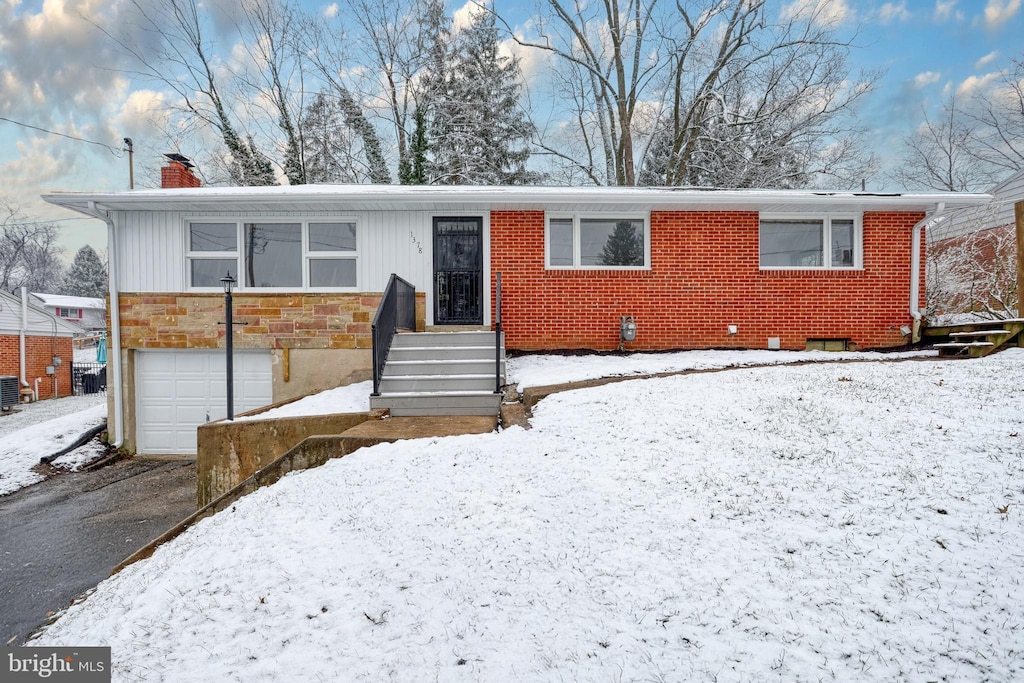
left=96, top=336, right=107, bottom=363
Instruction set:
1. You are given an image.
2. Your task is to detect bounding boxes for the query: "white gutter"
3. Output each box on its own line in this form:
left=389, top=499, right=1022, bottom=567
left=19, top=287, right=28, bottom=388
left=910, top=202, right=945, bottom=342
left=88, top=201, right=124, bottom=448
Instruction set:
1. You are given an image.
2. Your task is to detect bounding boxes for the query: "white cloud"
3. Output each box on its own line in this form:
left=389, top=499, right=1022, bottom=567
left=878, top=1, right=911, bottom=23
left=981, top=0, right=1021, bottom=29
left=322, top=3, right=339, bottom=19
left=913, top=71, right=942, bottom=88
left=934, top=0, right=963, bottom=21
left=957, top=71, right=1005, bottom=95
left=453, top=0, right=489, bottom=32
left=975, top=50, right=999, bottom=68
left=781, top=0, right=855, bottom=26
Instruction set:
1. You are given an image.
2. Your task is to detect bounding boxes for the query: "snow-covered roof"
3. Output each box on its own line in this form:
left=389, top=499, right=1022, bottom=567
left=930, top=169, right=1024, bottom=242
left=42, top=184, right=993, bottom=217
left=31, top=293, right=105, bottom=310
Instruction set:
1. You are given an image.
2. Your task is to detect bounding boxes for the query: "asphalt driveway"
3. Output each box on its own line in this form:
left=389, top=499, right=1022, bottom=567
left=0, top=458, right=196, bottom=645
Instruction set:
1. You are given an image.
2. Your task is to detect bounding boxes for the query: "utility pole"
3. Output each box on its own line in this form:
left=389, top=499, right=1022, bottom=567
left=124, top=137, right=134, bottom=189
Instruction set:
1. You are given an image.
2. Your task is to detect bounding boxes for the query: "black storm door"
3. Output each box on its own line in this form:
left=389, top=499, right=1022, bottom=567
left=433, top=217, right=483, bottom=325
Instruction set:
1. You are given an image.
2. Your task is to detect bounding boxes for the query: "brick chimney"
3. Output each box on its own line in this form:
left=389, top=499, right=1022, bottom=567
left=161, top=153, right=201, bottom=188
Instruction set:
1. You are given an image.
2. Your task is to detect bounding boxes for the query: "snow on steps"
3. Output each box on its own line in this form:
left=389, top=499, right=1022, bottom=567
left=371, top=331, right=504, bottom=416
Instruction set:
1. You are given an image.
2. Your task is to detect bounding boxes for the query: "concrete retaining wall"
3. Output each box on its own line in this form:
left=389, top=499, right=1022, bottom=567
left=196, top=408, right=378, bottom=507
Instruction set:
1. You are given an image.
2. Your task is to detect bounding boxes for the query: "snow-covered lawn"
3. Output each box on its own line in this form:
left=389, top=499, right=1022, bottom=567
left=0, top=395, right=108, bottom=496
left=234, top=380, right=373, bottom=421
left=508, top=347, right=935, bottom=391
left=32, top=350, right=1023, bottom=681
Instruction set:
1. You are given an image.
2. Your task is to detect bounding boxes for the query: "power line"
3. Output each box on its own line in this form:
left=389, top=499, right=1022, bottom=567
left=0, top=116, right=125, bottom=156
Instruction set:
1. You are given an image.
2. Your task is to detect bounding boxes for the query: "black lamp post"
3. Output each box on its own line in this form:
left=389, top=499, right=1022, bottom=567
left=220, top=272, right=236, bottom=420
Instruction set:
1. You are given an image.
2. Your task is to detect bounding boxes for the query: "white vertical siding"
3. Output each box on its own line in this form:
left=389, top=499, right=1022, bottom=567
left=112, top=208, right=491, bottom=325
left=115, top=211, right=186, bottom=292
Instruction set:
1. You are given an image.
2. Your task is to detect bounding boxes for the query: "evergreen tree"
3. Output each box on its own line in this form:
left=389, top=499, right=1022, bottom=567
left=428, top=8, right=538, bottom=185
left=61, top=245, right=108, bottom=298
left=599, top=221, right=643, bottom=266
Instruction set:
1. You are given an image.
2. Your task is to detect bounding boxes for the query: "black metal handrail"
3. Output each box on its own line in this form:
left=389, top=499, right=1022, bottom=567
left=494, top=271, right=503, bottom=394
left=371, top=274, right=416, bottom=396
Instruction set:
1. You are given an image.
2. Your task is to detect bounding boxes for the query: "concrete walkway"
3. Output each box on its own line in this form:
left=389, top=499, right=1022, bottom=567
left=340, top=415, right=498, bottom=449
left=0, top=459, right=196, bottom=645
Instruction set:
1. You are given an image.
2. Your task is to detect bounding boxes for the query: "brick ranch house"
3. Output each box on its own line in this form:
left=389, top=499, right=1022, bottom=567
left=0, top=288, right=79, bottom=401
left=43, top=173, right=990, bottom=455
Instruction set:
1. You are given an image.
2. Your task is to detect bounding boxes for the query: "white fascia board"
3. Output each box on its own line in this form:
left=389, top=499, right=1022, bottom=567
left=42, top=185, right=995, bottom=216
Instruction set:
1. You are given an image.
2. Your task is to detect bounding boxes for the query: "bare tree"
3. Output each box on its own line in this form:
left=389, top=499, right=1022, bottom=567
left=89, top=0, right=278, bottom=185
left=891, top=93, right=994, bottom=191
left=503, top=0, right=875, bottom=187
left=0, top=201, right=65, bottom=293
left=970, top=55, right=1024, bottom=178
left=927, top=223, right=1018, bottom=321
left=893, top=53, right=1024, bottom=192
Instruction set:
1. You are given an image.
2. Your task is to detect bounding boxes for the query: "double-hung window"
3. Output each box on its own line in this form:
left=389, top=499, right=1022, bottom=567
left=186, top=219, right=359, bottom=289
left=759, top=215, right=860, bottom=269
left=547, top=214, right=649, bottom=268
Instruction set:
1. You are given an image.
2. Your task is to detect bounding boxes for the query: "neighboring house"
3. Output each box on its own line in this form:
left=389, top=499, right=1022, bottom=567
left=42, top=161, right=990, bottom=455
left=31, top=293, right=107, bottom=333
left=928, top=170, right=1023, bottom=321
left=0, top=288, right=79, bottom=400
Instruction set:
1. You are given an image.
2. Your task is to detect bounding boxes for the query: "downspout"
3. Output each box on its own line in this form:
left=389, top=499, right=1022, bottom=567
left=19, top=287, right=28, bottom=389
left=910, top=202, right=944, bottom=343
left=89, top=201, right=124, bottom=449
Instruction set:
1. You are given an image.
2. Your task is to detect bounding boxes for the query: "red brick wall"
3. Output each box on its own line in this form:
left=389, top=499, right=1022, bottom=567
left=0, top=335, right=74, bottom=399
left=490, top=210, right=925, bottom=351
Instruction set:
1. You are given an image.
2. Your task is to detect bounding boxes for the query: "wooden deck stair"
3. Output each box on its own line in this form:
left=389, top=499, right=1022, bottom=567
left=369, top=331, right=505, bottom=416
left=931, top=319, right=1024, bottom=358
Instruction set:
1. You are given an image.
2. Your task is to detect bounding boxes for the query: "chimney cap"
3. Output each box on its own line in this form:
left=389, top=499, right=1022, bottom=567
left=163, top=153, right=194, bottom=169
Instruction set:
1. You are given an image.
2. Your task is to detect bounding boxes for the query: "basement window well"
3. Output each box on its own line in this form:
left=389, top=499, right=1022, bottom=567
left=806, top=339, right=850, bottom=352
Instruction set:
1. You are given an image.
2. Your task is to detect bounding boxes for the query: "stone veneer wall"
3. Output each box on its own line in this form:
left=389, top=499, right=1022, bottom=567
left=116, top=292, right=426, bottom=349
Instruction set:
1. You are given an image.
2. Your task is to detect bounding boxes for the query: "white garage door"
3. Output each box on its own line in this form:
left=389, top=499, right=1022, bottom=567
left=136, top=350, right=273, bottom=454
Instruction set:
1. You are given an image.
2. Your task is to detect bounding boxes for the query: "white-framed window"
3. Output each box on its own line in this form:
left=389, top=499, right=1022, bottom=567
left=546, top=214, right=650, bottom=269
left=187, top=222, right=239, bottom=288
left=186, top=219, right=359, bottom=290
left=56, top=307, right=82, bottom=319
left=759, top=214, right=861, bottom=269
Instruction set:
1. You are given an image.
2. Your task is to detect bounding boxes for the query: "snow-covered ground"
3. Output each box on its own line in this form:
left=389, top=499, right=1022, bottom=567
left=0, top=395, right=108, bottom=496
left=508, top=347, right=935, bottom=391
left=33, top=350, right=1024, bottom=681
left=234, top=381, right=372, bottom=421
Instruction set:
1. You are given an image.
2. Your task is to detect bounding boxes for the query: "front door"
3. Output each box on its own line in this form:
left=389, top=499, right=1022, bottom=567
left=433, top=217, right=483, bottom=325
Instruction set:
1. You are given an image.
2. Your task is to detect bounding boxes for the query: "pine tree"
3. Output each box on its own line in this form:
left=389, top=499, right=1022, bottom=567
left=61, top=245, right=108, bottom=298
left=599, top=221, right=644, bottom=266
left=428, top=8, right=538, bottom=185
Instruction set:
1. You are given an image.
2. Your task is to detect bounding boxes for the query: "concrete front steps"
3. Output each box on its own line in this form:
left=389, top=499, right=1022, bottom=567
left=370, top=330, right=505, bottom=416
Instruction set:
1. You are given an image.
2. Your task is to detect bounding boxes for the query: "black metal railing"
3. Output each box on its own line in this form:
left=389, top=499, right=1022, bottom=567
left=494, top=271, right=503, bottom=394
left=72, top=362, right=107, bottom=396
left=371, top=274, right=416, bottom=396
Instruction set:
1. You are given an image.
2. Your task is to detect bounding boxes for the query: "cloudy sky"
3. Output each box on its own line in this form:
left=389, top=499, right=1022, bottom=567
left=1, top=0, right=1022, bottom=260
